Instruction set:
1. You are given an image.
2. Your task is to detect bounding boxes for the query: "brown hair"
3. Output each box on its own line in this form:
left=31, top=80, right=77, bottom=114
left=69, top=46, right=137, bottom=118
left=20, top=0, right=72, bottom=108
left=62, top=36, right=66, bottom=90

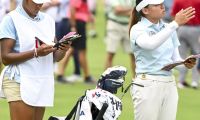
left=129, top=0, right=147, bottom=35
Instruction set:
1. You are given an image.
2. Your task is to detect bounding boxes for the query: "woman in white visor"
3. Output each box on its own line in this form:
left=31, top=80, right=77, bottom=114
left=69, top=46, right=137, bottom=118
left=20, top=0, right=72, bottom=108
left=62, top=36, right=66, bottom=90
left=129, top=0, right=196, bottom=120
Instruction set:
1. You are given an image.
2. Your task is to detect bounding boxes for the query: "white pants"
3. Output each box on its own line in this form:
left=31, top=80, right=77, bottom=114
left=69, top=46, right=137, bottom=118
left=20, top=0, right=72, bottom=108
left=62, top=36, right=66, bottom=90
left=130, top=74, right=178, bottom=120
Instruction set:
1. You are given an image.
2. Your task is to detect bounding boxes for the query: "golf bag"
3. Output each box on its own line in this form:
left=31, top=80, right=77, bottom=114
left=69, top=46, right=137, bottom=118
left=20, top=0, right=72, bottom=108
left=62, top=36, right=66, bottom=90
left=49, top=66, right=127, bottom=120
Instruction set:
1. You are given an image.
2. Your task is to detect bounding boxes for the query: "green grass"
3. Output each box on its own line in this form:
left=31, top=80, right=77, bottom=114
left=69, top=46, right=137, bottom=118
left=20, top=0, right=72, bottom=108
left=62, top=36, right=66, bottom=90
left=1, top=1, right=200, bottom=120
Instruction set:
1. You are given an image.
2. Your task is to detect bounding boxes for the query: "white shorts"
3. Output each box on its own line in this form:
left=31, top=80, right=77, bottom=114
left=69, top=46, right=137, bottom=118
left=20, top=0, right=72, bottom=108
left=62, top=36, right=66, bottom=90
left=105, top=20, right=132, bottom=53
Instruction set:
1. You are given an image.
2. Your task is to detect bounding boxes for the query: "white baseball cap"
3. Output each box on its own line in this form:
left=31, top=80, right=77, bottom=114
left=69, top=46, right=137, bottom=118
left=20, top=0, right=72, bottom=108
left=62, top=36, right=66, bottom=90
left=33, top=0, right=51, bottom=4
left=136, top=0, right=164, bottom=12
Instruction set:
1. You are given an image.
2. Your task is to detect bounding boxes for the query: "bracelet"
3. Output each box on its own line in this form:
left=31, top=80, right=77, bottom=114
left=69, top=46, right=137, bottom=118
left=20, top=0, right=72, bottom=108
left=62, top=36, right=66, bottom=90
left=34, top=48, right=38, bottom=58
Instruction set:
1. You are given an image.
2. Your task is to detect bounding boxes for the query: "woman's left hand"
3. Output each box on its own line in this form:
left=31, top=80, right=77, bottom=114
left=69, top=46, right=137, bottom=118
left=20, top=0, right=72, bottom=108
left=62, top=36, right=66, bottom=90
left=184, top=57, right=196, bottom=69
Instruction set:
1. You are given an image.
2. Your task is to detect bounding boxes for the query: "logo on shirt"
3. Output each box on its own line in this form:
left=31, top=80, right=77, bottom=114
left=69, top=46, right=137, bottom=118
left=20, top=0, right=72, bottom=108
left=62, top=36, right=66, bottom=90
left=160, top=25, right=166, bottom=30
left=149, top=31, right=156, bottom=36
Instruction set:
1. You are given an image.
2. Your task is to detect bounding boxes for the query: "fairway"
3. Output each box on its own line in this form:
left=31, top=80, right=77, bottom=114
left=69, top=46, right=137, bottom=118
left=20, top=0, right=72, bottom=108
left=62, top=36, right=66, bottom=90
left=1, top=1, right=200, bottom=120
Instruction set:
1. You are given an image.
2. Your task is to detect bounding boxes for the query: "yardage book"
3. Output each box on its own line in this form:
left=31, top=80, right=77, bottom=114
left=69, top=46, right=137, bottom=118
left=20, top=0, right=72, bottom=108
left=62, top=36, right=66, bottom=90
left=53, top=32, right=81, bottom=48
left=161, top=54, right=200, bottom=71
left=35, top=32, right=81, bottom=49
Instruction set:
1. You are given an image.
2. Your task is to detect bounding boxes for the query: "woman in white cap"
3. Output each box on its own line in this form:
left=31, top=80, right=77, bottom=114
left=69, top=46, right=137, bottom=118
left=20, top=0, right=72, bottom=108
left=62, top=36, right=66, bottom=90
left=129, top=0, right=196, bottom=120
left=0, top=0, right=71, bottom=119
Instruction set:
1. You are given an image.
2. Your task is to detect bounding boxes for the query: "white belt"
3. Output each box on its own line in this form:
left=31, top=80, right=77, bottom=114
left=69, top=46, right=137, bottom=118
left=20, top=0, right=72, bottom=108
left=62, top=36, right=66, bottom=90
left=136, top=74, right=175, bottom=82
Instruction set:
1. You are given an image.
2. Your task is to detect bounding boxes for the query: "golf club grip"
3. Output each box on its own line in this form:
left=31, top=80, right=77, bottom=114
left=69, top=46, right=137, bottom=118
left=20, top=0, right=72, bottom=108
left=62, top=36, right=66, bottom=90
left=95, top=103, right=108, bottom=120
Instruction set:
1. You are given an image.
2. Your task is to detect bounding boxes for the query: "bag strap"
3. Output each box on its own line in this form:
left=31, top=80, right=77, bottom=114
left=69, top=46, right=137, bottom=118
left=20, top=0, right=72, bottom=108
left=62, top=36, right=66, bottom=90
left=95, top=103, right=108, bottom=120
left=65, top=95, right=85, bottom=120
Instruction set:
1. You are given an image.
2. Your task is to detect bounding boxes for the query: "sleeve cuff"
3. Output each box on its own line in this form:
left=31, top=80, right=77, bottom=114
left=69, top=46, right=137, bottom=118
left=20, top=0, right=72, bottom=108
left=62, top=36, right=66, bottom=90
left=169, top=21, right=179, bottom=29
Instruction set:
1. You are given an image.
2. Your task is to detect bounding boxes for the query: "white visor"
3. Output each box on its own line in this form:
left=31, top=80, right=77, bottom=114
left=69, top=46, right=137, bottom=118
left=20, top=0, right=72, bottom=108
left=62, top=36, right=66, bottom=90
left=136, top=0, right=164, bottom=12
left=33, top=0, right=51, bottom=4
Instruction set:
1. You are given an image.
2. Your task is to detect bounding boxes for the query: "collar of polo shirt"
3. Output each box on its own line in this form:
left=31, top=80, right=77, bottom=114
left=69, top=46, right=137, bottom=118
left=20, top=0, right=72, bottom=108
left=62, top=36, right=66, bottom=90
left=32, top=0, right=51, bottom=4
left=136, top=0, right=164, bottom=12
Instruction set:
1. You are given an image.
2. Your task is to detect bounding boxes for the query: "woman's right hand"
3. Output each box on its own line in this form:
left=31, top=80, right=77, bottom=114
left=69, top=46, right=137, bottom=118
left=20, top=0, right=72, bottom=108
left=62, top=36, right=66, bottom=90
left=174, top=7, right=195, bottom=26
left=36, top=44, right=55, bottom=57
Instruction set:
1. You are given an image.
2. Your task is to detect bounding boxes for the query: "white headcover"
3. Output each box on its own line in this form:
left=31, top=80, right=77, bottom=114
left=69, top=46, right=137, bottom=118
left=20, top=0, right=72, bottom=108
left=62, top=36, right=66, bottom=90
left=136, top=0, right=164, bottom=12
left=33, top=0, right=51, bottom=4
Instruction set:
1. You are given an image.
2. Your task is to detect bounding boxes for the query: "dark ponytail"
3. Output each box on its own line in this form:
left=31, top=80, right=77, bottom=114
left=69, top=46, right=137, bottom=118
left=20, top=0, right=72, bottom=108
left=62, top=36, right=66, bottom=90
left=129, top=8, right=140, bottom=35
left=128, top=0, right=144, bottom=35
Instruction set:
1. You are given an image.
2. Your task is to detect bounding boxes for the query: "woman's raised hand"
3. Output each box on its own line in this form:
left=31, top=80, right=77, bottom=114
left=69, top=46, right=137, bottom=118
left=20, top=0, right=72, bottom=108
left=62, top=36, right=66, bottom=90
left=175, top=7, right=195, bottom=26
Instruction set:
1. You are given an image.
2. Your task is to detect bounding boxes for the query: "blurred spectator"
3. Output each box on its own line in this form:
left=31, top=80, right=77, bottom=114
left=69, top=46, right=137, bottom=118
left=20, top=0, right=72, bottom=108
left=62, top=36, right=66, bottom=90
left=103, top=0, right=112, bottom=35
left=87, top=0, right=97, bottom=38
left=163, top=0, right=173, bottom=22
left=0, top=0, right=10, bottom=22
left=104, top=0, right=112, bottom=18
left=56, top=0, right=82, bottom=83
left=104, top=0, right=136, bottom=76
left=41, top=0, right=82, bottom=83
left=42, top=0, right=70, bottom=83
left=10, top=0, right=21, bottom=10
left=63, top=49, right=81, bottom=82
left=42, top=0, right=60, bottom=21
left=61, top=0, right=95, bottom=84
left=171, top=0, right=200, bottom=89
